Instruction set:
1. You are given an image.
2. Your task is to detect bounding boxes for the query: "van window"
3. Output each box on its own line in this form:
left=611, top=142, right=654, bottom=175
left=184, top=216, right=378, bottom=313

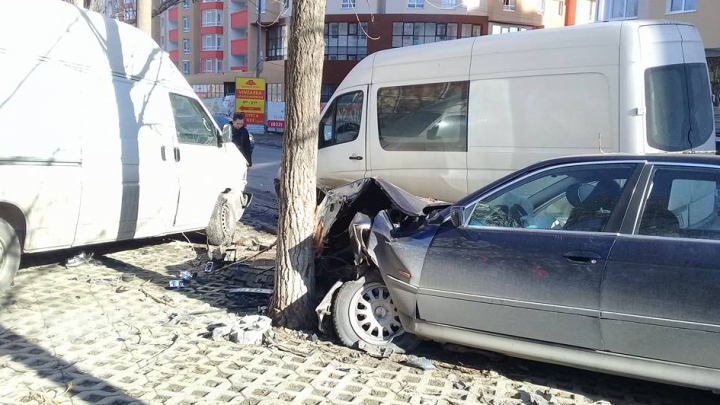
left=377, top=81, right=468, bottom=152
left=319, top=91, right=364, bottom=149
left=169, top=93, right=217, bottom=146
left=645, top=63, right=713, bottom=152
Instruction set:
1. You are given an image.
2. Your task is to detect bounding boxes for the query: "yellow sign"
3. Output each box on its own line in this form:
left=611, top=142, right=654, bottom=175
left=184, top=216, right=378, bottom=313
left=235, top=78, right=266, bottom=124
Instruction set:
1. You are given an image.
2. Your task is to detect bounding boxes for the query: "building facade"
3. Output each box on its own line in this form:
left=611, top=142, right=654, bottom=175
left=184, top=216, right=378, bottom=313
left=154, top=0, right=570, bottom=103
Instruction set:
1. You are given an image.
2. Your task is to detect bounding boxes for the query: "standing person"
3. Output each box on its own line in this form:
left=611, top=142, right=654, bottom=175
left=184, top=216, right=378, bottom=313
left=231, top=113, right=252, bottom=169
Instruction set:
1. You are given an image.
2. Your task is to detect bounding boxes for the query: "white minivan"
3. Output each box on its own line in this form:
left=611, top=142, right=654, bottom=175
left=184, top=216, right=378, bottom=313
left=0, top=0, right=250, bottom=291
left=314, top=20, right=716, bottom=203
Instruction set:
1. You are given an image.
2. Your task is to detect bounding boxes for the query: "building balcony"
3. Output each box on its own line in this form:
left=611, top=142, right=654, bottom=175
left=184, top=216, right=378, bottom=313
left=169, top=28, right=179, bottom=43
left=169, top=50, right=179, bottom=62
left=231, top=38, right=248, bottom=55
left=200, top=26, right=224, bottom=35
left=231, top=65, right=248, bottom=71
left=168, top=6, right=178, bottom=22
left=200, top=1, right=224, bottom=10
left=201, top=50, right=224, bottom=59
left=231, top=10, right=249, bottom=28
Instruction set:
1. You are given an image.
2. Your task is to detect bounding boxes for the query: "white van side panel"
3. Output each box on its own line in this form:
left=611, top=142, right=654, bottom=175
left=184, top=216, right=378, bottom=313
left=466, top=73, right=614, bottom=192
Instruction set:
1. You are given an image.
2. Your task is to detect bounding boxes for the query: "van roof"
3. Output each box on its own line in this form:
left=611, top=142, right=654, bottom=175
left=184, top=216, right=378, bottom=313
left=339, top=19, right=698, bottom=89
left=0, top=0, right=186, bottom=89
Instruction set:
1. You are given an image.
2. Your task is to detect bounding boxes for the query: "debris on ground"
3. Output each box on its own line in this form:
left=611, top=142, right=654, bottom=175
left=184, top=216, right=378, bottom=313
left=65, top=251, right=94, bottom=268
left=226, top=287, right=273, bottom=295
left=207, top=315, right=273, bottom=345
left=121, top=273, right=135, bottom=282
left=358, top=341, right=399, bottom=358
left=405, top=355, right=436, bottom=371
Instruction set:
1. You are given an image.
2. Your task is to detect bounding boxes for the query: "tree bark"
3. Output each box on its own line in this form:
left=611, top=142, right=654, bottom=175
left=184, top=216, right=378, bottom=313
left=270, top=0, right=326, bottom=329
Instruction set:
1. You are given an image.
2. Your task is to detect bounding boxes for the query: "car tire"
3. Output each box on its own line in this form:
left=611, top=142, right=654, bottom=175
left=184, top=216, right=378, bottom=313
left=206, top=193, right=237, bottom=246
left=332, top=270, right=420, bottom=353
left=0, top=218, right=21, bottom=293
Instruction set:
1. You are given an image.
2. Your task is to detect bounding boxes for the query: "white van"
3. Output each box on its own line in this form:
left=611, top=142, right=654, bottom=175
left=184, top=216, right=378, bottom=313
left=315, top=20, right=716, bottom=203
left=0, top=0, right=250, bottom=291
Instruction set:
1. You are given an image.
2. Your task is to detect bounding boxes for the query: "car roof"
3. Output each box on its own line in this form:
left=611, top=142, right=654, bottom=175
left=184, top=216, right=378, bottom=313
left=530, top=153, right=720, bottom=169
left=456, top=152, right=720, bottom=206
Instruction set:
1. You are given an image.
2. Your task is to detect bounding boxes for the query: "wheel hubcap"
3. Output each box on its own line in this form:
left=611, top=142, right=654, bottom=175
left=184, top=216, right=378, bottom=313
left=349, top=282, right=404, bottom=345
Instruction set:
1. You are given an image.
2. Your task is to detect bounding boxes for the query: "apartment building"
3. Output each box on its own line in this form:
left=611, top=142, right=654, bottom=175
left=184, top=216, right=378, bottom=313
left=154, top=0, right=570, bottom=103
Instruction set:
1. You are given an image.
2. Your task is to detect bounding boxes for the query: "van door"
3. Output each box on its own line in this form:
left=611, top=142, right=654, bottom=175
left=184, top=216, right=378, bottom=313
left=317, top=86, right=368, bottom=190
left=368, top=81, right=469, bottom=202
left=168, top=93, right=225, bottom=231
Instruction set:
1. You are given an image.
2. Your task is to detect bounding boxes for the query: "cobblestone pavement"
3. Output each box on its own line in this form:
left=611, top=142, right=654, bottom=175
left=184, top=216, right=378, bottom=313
left=1, top=218, right=718, bottom=404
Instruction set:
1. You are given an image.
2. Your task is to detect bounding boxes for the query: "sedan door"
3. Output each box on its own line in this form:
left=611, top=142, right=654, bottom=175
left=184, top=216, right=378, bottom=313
left=417, top=162, right=641, bottom=350
left=602, top=164, right=720, bottom=369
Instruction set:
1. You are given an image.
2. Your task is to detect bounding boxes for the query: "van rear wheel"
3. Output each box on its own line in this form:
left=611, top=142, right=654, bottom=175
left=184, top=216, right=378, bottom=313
left=0, top=218, right=21, bottom=293
left=207, top=193, right=237, bottom=246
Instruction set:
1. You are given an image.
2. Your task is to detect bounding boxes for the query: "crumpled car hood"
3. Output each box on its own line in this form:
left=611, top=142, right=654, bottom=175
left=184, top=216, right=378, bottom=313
left=313, top=177, right=449, bottom=260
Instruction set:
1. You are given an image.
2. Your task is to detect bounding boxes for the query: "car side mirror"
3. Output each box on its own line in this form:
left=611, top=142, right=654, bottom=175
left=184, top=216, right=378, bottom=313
left=450, top=206, right=466, bottom=228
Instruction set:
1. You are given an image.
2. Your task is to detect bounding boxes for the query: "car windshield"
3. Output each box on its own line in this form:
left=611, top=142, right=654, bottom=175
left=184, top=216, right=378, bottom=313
left=645, top=63, right=713, bottom=151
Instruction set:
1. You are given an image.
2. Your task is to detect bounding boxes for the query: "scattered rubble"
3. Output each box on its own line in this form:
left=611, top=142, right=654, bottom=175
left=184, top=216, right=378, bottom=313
left=207, top=315, right=273, bottom=345
left=405, top=355, right=436, bottom=371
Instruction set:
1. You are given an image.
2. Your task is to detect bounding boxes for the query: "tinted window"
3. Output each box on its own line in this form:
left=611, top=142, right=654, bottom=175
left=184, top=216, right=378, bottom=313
left=169, top=94, right=217, bottom=146
left=645, top=63, right=713, bottom=151
left=467, top=164, right=635, bottom=232
left=639, top=166, right=720, bottom=240
left=377, top=82, right=468, bottom=152
left=318, top=91, right=364, bottom=149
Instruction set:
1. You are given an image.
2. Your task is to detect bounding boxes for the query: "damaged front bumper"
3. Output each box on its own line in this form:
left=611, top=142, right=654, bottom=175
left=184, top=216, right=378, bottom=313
left=312, top=177, right=449, bottom=331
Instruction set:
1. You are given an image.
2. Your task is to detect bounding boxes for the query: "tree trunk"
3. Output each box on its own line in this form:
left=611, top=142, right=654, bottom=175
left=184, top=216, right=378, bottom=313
left=270, top=0, right=326, bottom=329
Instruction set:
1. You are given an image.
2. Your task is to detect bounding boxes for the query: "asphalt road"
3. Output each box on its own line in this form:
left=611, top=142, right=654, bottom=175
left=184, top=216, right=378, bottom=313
left=242, top=145, right=282, bottom=228
left=247, top=145, right=281, bottom=195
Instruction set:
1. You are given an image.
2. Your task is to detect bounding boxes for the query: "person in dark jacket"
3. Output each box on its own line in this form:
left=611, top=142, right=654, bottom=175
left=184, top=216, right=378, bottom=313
left=231, top=112, right=252, bottom=168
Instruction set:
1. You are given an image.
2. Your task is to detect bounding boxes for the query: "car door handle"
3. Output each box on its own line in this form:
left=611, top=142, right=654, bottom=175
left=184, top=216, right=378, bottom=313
left=161, top=146, right=166, bottom=161
left=174, top=147, right=181, bottom=162
left=564, top=251, right=602, bottom=264
left=349, top=155, right=363, bottom=161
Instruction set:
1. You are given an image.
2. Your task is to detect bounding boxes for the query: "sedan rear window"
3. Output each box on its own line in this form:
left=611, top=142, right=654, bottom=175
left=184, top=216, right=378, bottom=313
left=645, top=63, right=713, bottom=152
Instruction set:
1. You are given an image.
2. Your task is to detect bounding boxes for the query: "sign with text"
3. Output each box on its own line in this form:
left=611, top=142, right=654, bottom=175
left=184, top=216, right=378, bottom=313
left=266, top=101, right=285, bottom=131
left=235, top=78, right=266, bottom=125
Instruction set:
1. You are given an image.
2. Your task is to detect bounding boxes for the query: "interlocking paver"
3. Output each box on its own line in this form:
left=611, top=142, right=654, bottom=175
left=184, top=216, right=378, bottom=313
left=0, top=223, right=718, bottom=404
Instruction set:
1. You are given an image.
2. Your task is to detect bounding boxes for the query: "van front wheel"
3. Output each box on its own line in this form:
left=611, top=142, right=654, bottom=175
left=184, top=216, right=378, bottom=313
left=207, top=193, right=237, bottom=246
left=0, top=218, right=21, bottom=293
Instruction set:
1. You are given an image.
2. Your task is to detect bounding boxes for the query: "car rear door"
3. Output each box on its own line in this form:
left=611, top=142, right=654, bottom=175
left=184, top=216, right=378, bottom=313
left=417, top=162, right=642, bottom=350
left=602, top=162, right=720, bottom=369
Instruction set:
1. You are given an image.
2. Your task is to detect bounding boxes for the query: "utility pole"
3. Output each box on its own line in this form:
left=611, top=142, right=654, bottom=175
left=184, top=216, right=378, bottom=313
left=255, top=0, right=263, bottom=78
left=137, top=0, right=152, bottom=35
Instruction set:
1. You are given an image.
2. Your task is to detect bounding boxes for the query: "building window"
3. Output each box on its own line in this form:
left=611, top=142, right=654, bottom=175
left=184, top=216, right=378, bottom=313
left=407, top=0, right=424, bottom=9
left=557, top=0, right=564, bottom=15
left=667, top=0, right=697, bottom=13
left=216, top=59, right=223, bottom=73
left=319, top=91, right=365, bottom=149
left=442, top=0, right=456, bottom=8
left=460, top=24, right=482, bottom=38
left=377, top=81, right=469, bottom=152
left=183, top=38, right=190, bottom=54
left=491, top=24, right=531, bottom=34
left=267, top=83, right=283, bottom=102
left=183, top=0, right=189, bottom=9
left=503, top=0, right=516, bottom=11
left=203, top=34, right=223, bottom=50
left=608, top=0, right=638, bottom=19
left=267, top=25, right=288, bottom=61
left=537, top=0, right=545, bottom=14
left=324, top=22, right=368, bottom=60
left=182, top=60, right=190, bottom=74
left=203, top=10, right=223, bottom=27
left=392, top=22, right=459, bottom=48
left=182, top=16, right=189, bottom=32
left=123, top=8, right=136, bottom=21
left=201, top=59, right=223, bottom=73
left=321, top=84, right=338, bottom=103
left=341, top=0, right=356, bottom=8
left=205, top=59, right=213, bottom=73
